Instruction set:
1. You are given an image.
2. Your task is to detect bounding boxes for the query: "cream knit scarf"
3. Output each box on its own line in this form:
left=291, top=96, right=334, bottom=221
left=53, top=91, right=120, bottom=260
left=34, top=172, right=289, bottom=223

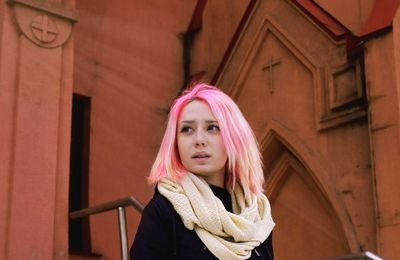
left=157, top=173, right=275, bottom=260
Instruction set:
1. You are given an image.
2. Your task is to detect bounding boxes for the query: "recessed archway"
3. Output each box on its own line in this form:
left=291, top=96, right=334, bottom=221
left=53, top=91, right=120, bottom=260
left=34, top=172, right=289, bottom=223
left=261, top=128, right=355, bottom=259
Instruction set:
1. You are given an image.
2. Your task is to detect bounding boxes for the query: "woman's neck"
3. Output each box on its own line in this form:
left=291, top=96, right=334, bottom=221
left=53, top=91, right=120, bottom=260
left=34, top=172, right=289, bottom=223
left=203, top=172, right=225, bottom=188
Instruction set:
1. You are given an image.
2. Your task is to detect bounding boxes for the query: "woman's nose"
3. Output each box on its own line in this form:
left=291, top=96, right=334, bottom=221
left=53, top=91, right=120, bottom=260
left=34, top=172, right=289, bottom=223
left=195, top=131, right=206, bottom=147
left=195, top=141, right=206, bottom=147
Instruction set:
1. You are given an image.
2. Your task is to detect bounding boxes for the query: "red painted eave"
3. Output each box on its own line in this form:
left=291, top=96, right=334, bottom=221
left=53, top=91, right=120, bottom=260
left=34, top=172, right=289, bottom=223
left=213, top=0, right=400, bottom=84
left=291, top=0, right=349, bottom=41
left=187, top=0, right=208, bottom=32
left=290, top=0, right=364, bottom=54
left=293, top=0, right=400, bottom=39
left=360, top=0, right=400, bottom=37
left=211, top=0, right=258, bottom=85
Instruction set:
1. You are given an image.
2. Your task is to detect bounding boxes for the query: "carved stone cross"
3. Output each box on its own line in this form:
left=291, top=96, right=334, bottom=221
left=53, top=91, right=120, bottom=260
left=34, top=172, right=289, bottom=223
left=262, top=57, right=281, bottom=93
left=31, top=15, right=58, bottom=43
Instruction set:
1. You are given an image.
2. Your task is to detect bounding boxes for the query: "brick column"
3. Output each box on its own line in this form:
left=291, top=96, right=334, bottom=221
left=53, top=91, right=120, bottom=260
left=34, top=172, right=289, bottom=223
left=0, top=0, right=77, bottom=259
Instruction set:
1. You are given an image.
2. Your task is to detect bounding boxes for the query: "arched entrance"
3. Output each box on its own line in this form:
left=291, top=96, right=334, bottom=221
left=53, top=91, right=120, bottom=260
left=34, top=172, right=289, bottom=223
left=262, top=130, right=352, bottom=259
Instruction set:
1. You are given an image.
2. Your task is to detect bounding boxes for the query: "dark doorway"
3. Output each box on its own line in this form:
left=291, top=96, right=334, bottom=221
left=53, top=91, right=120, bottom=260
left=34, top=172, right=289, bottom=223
left=69, top=94, right=91, bottom=254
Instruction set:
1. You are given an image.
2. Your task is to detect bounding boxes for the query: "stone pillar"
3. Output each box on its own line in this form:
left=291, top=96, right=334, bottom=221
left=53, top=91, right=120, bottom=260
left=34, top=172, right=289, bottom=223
left=0, top=0, right=77, bottom=259
left=364, top=15, right=400, bottom=260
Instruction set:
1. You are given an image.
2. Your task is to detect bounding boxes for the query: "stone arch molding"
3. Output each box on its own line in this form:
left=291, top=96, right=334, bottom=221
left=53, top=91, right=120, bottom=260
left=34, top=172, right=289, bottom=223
left=7, top=0, right=79, bottom=48
left=260, top=120, right=360, bottom=252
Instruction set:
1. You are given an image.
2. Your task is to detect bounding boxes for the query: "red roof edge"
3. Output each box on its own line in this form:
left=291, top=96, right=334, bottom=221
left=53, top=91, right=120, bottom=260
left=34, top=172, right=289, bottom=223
left=359, top=0, right=400, bottom=38
left=292, top=0, right=349, bottom=40
left=291, top=0, right=363, bottom=54
left=211, top=0, right=258, bottom=85
left=212, top=0, right=400, bottom=85
left=188, top=0, right=208, bottom=32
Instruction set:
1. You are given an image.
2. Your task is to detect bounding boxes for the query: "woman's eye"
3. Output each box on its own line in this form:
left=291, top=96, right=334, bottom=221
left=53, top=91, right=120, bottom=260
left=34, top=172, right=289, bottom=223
left=208, top=125, right=220, bottom=132
left=180, top=126, right=193, bottom=133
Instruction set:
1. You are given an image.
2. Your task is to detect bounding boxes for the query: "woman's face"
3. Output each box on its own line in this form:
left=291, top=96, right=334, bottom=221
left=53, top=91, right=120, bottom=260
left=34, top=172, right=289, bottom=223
left=177, top=100, right=228, bottom=187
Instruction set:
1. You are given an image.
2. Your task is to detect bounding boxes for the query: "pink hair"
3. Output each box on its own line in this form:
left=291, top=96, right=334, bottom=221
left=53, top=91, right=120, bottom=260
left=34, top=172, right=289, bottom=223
left=148, top=83, right=264, bottom=197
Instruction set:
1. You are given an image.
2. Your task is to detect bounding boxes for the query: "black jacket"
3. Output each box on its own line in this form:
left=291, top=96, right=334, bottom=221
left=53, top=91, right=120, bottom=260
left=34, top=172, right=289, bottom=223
left=130, top=186, right=274, bottom=259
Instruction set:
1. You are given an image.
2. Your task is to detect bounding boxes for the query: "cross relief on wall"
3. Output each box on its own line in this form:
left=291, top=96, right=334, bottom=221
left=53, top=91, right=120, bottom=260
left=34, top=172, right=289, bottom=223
left=262, top=56, right=281, bottom=94
left=7, top=0, right=78, bottom=48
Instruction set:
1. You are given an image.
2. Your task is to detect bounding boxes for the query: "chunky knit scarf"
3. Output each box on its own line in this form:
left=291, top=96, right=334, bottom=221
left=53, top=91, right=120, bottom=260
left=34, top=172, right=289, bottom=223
left=158, top=173, right=275, bottom=260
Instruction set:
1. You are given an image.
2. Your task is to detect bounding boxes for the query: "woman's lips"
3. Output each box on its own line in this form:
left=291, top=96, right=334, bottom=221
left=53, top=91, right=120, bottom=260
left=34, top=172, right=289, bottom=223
left=192, top=152, right=210, bottom=163
left=192, top=152, right=210, bottom=158
left=193, top=156, right=210, bottom=163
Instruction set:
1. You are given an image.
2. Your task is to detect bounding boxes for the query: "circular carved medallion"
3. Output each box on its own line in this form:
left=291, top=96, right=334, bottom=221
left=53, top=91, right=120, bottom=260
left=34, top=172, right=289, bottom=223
left=30, top=15, right=58, bottom=43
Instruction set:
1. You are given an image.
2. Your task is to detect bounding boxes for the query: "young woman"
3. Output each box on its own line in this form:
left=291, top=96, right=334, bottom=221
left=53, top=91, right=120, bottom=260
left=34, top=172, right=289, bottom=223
left=130, top=84, right=275, bottom=259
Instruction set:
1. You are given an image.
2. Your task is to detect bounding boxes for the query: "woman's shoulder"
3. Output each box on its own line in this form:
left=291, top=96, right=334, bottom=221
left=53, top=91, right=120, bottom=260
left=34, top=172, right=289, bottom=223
left=130, top=188, right=177, bottom=259
left=142, top=187, right=175, bottom=220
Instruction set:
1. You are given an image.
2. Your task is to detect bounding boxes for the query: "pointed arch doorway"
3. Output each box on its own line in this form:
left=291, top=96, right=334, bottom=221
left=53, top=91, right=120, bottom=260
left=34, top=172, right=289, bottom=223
left=262, top=131, right=350, bottom=260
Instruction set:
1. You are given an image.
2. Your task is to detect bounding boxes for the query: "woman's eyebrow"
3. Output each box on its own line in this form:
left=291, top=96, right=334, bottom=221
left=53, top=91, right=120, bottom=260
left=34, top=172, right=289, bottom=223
left=180, top=120, right=195, bottom=124
left=180, top=120, right=218, bottom=124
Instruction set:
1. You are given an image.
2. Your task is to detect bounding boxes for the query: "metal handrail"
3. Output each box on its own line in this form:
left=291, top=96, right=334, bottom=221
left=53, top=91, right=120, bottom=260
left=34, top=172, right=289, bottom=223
left=324, top=251, right=383, bottom=260
left=69, top=196, right=144, bottom=260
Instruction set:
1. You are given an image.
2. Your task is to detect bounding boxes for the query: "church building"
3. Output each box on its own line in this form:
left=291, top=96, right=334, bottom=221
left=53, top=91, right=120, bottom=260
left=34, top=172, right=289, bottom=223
left=1, top=0, right=400, bottom=259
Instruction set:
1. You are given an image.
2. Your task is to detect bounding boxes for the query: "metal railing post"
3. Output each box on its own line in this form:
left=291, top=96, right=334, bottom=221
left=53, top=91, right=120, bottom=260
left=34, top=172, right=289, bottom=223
left=69, top=196, right=144, bottom=260
left=117, top=207, right=129, bottom=260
